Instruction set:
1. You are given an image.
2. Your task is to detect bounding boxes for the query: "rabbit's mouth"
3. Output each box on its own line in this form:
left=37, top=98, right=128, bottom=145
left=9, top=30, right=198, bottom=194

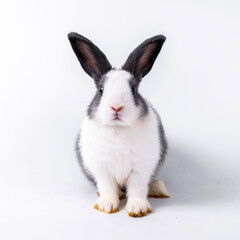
left=113, top=113, right=122, bottom=120
left=106, top=113, right=134, bottom=126
left=113, top=116, right=122, bottom=121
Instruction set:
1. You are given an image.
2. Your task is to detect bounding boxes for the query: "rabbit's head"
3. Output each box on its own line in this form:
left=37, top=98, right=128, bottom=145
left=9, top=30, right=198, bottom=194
left=68, top=33, right=166, bottom=126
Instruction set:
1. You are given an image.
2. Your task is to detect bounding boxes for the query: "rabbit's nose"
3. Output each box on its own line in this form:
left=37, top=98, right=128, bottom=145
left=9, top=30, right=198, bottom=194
left=111, top=106, right=124, bottom=112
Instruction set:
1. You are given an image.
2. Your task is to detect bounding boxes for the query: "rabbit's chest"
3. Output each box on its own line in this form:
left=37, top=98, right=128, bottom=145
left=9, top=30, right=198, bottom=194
left=100, top=132, right=136, bottom=183
left=81, top=115, right=160, bottom=184
left=88, top=125, right=139, bottom=183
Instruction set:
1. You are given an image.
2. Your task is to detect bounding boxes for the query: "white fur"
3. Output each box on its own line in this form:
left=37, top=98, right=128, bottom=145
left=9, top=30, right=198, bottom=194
left=79, top=70, right=164, bottom=214
left=97, top=70, right=139, bottom=126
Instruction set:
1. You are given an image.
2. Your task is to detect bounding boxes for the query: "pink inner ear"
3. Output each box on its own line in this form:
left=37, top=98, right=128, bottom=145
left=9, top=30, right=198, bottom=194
left=137, top=42, right=158, bottom=72
left=76, top=42, right=97, bottom=71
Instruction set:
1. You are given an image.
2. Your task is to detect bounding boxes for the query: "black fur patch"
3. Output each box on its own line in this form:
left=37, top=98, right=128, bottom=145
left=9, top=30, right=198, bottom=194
left=128, top=77, right=149, bottom=119
left=87, top=92, right=102, bottom=119
left=87, top=74, right=108, bottom=119
left=75, top=132, right=96, bottom=185
left=151, top=106, right=168, bottom=177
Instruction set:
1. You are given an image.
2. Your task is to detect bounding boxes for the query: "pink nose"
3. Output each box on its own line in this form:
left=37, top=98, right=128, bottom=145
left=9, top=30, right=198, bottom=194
left=111, top=106, right=123, bottom=112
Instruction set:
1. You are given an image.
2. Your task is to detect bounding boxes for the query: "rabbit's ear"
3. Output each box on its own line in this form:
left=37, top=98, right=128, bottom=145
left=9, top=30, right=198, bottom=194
left=68, top=32, right=112, bottom=81
left=122, top=35, right=166, bottom=79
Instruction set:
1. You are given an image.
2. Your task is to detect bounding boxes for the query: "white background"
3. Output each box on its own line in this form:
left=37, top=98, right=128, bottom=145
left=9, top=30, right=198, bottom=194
left=1, top=0, right=240, bottom=239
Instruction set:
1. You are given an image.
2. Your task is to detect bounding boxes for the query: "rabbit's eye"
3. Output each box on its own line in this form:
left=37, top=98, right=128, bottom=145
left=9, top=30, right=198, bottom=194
left=131, top=86, right=136, bottom=95
left=99, top=87, right=103, bottom=95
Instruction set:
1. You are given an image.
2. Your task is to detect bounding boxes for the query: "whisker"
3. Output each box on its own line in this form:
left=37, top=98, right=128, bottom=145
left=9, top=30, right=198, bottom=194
left=58, top=101, right=90, bottom=106
left=122, top=99, right=132, bottom=104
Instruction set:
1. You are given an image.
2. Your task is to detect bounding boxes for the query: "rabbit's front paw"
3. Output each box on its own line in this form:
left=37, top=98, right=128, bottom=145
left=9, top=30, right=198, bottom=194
left=94, top=196, right=120, bottom=214
left=97, top=189, right=126, bottom=200
left=126, top=197, right=152, bottom=217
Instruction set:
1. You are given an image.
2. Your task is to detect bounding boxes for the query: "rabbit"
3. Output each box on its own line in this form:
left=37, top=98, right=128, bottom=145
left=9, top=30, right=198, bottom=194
left=68, top=32, right=169, bottom=217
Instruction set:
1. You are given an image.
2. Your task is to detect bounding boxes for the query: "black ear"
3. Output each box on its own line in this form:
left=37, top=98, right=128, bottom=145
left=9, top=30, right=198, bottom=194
left=68, top=32, right=112, bottom=81
left=122, top=35, right=166, bottom=79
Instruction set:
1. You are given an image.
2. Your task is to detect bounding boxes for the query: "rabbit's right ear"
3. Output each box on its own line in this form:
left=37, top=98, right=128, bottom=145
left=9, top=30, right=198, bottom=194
left=68, top=32, right=112, bottom=82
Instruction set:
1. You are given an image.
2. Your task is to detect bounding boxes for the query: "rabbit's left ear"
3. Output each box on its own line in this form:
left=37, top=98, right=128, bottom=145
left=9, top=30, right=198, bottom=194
left=122, top=35, right=166, bottom=79
left=68, top=32, right=112, bottom=81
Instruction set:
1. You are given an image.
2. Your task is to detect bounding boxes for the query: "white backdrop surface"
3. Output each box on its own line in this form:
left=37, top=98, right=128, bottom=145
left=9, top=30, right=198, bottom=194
left=0, top=0, right=240, bottom=239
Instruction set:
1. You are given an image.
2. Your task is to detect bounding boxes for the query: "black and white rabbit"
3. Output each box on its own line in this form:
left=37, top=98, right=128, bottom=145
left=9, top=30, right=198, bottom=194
left=68, top=33, right=169, bottom=217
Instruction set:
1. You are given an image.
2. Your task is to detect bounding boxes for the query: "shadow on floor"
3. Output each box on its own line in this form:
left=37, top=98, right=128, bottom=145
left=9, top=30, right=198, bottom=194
left=150, top=143, right=240, bottom=211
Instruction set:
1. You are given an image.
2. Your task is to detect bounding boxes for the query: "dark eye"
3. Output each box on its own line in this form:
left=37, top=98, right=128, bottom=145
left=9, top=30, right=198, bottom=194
left=131, top=86, right=136, bottom=95
left=99, top=87, right=103, bottom=95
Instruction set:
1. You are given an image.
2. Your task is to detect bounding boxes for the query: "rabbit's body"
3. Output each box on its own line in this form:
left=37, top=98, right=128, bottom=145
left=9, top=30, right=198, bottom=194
left=79, top=100, right=161, bottom=188
left=68, top=33, right=169, bottom=217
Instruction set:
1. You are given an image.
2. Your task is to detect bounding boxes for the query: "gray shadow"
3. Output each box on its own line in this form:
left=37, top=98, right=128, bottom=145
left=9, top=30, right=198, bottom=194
left=150, top=143, right=239, bottom=211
